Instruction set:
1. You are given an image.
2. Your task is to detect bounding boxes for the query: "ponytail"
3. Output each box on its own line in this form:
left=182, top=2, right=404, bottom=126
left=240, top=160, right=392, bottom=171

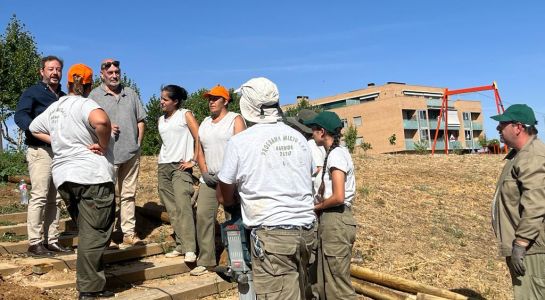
left=318, top=127, right=342, bottom=198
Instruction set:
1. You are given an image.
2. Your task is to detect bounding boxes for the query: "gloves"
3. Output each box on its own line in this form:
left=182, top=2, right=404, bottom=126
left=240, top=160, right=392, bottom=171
left=511, top=243, right=527, bottom=276
left=202, top=172, right=218, bottom=187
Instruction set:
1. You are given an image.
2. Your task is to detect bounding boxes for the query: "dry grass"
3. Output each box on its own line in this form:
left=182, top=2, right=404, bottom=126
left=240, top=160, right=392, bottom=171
left=138, top=152, right=511, bottom=299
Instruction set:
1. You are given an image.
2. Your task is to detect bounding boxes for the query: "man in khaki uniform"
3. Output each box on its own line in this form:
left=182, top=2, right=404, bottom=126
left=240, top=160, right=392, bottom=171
left=491, top=104, right=545, bottom=299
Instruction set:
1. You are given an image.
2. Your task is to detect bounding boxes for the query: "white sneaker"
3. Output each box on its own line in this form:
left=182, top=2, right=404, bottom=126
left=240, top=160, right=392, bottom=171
left=190, top=265, right=209, bottom=276
left=184, top=252, right=197, bottom=263
left=165, top=249, right=182, bottom=258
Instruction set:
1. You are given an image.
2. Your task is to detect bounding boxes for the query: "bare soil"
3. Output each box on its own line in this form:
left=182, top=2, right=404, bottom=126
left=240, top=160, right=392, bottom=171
left=0, top=153, right=510, bottom=299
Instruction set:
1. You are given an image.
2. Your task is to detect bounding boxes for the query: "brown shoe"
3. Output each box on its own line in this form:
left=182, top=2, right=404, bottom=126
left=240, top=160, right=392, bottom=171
left=121, top=234, right=145, bottom=248
left=28, top=243, right=54, bottom=257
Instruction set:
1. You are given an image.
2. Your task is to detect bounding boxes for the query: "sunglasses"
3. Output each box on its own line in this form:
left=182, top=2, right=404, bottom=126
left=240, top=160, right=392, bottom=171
left=101, top=60, right=120, bottom=70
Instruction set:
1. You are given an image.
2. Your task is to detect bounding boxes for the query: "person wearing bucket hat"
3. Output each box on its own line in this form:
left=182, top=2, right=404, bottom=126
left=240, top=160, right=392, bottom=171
left=304, top=111, right=358, bottom=300
left=29, top=63, right=116, bottom=299
left=156, top=84, right=200, bottom=263
left=217, top=77, right=316, bottom=299
left=190, top=85, right=246, bottom=276
left=14, top=55, right=72, bottom=256
left=490, top=104, right=545, bottom=299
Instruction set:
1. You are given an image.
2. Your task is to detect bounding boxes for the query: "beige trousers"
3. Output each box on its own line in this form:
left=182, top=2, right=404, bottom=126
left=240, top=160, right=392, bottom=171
left=196, top=183, right=219, bottom=266
left=113, top=151, right=140, bottom=236
left=26, top=146, right=62, bottom=245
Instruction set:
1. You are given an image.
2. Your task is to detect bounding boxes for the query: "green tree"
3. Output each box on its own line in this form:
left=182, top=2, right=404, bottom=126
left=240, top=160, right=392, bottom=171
left=184, top=88, right=241, bottom=123
left=0, top=15, right=41, bottom=151
left=140, top=95, right=161, bottom=155
left=91, top=73, right=141, bottom=97
left=360, top=141, right=372, bottom=155
left=344, top=125, right=358, bottom=154
left=284, top=98, right=322, bottom=117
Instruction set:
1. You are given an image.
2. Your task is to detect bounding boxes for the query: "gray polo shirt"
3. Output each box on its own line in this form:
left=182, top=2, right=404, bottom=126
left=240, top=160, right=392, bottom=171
left=89, top=84, right=147, bottom=164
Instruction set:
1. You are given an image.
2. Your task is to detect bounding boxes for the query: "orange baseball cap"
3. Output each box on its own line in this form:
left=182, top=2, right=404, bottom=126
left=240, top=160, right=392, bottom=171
left=204, top=85, right=230, bottom=101
left=67, top=64, right=93, bottom=84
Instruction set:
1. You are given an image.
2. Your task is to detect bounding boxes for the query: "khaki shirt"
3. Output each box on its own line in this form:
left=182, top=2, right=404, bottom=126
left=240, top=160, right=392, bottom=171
left=492, top=136, right=545, bottom=256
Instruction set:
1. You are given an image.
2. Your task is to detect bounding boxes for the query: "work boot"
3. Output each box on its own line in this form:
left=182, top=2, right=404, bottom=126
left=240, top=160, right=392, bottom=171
left=78, top=290, right=115, bottom=299
left=120, top=234, right=145, bottom=249
left=28, top=242, right=54, bottom=257
left=46, top=242, right=73, bottom=253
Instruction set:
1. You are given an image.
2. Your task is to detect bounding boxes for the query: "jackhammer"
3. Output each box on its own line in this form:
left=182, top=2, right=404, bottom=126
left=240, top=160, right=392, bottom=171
left=215, top=205, right=256, bottom=300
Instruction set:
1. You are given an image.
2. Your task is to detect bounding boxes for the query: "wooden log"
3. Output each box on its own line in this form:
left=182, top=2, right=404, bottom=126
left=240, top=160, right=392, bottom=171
left=350, top=265, right=468, bottom=300
left=352, top=278, right=409, bottom=300
left=7, top=175, right=31, bottom=184
left=0, top=218, right=75, bottom=235
left=0, top=212, right=27, bottom=224
left=32, top=263, right=54, bottom=275
left=417, top=293, right=452, bottom=300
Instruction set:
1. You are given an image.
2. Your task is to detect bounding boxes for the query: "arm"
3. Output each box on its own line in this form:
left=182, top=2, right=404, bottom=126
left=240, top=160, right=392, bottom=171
left=14, top=90, right=34, bottom=131
left=32, top=133, right=51, bottom=144
left=314, top=168, right=346, bottom=210
left=88, top=108, right=112, bottom=155
left=197, top=142, right=208, bottom=173
left=137, top=121, right=145, bottom=146
left=233, top=115, right=246, bottom=135
left=179, top=111, right=200, bottom=170
left=218, top=181, right=236, bottom=206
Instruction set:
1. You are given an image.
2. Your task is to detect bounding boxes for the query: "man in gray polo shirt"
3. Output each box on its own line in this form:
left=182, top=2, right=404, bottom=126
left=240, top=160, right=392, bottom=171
left=89, top=59, right=146, bottom=248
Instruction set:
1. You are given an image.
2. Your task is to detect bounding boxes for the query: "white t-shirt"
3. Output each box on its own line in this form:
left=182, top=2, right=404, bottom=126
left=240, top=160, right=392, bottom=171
left=314, top=146, right=356, bottom=207
left=199, top=112, right=239, bottom=176
left=29, top=95, right=114, bottom=188
left=308, top=139, right=326, bottom=196
left=158, top=109, right=195, bottom=164
left=218, top=122, right=316, bottom=227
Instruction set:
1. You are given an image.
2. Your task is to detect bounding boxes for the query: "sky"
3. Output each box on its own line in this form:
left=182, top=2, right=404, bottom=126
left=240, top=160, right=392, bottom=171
left=1, top=0, right=545, bottom=145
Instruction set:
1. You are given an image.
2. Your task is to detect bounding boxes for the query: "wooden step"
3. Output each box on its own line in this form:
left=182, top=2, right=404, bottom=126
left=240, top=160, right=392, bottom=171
left=115, top=274, right=235, bottom=300
left=0, top=218, right=75, bottom=235
left=0, top=242, right=172, bottom=276
left=32, top=257, right=191, bottom=290
left=0, top=212, right=27, bottom=224
left=0, top=233, right=78, bottom=254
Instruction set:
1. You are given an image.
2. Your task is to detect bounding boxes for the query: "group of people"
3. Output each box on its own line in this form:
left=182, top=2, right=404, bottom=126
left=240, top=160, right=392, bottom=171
left=13, top=56, right=359, bottom=299
left=12, top=54, right=545, bottom=300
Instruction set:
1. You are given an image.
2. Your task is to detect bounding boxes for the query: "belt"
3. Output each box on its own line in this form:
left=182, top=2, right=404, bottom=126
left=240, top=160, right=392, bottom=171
left=322, top=204, right=350, bottom=213
left=250, top=221, right=316, bottom=261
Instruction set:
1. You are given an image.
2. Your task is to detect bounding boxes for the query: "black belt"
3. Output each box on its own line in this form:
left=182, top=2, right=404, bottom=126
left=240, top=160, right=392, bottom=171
left=322, top=205, right=350, bottom=213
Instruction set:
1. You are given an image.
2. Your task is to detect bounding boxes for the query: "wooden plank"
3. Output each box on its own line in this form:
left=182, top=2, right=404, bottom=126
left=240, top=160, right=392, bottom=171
left=0, top=218, right=75, bottom=235
left=0, top=263, right=20, bottom=276
left=32, top=257, right=190, bottom=290
left=0, top=212, right=27, bottom=224
left=0, top=233, right=78, bottom=255
left=114, top=275, right=235, bottom=300
left=0, top=242, right=171, bottom=276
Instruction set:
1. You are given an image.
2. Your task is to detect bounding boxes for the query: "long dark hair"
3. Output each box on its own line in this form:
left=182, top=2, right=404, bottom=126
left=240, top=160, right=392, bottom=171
left=162, top=85, right=188, bottom=109
left=318, top=126, right=342, bottom=198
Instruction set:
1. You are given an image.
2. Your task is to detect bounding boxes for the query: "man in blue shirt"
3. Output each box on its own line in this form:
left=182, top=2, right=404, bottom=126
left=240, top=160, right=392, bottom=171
left=14, top=55, right=72, bottom=256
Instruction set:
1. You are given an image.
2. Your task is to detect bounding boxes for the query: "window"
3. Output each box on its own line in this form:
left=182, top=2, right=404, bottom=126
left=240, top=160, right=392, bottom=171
left=420, top=129, right=429, bottom=142
left=463, top=112, right=471, bottom=121
left=341, top=119, right=348, bottom=128
left=353, top=116, right=362, bottom=127
left=418, top=110, right=427, bottom=120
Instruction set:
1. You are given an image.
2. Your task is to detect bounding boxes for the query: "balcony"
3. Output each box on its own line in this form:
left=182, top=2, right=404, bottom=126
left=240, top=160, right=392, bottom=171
left=403, top=119, right=419, bottom=129
left=427, top=99, right=454, bottom=108
left=462, top=121, right=483, bottom=130
left=428, top=119, right=460, bottom=130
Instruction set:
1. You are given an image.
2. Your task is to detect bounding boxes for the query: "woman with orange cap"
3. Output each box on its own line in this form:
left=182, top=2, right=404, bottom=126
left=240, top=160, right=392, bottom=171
left=29, top=63, right=116, bottom=299
left=190, top=85, right=246, bottom=276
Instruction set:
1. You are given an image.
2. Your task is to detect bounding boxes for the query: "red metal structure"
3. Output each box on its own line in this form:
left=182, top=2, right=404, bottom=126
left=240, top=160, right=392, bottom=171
left=431, top=82, right=505, bottom=155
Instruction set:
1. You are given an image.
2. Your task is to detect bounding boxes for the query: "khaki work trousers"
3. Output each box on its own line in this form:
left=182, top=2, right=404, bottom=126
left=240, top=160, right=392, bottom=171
left=157, top=163, right=196, bottom=253
left=251, top=226, right=316, bottom=300
left=26, top=146, right=62, bottom=245
left=315, top=206, right=358, bottom=300
left=58, top=181, right=115, bottom=293
left=196, top=182, right=219, bottom=267
left=507, top=253, right=545, bottom=299
left=113, top=151, right=140, bottom=236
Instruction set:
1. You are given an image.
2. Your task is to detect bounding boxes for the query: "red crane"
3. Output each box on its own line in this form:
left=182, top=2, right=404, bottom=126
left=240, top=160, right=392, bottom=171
left=431, top=82, right=505, bottom=155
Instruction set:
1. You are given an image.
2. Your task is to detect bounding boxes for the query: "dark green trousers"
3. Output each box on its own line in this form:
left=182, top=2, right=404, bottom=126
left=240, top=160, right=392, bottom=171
left=507, top=253, right=545, bottom=299
left=58, top=181, right=115, bottom=293
left=196, top=182, right=218, bottom=267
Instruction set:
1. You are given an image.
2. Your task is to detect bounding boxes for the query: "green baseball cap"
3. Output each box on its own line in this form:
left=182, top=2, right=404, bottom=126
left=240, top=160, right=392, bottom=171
left=491, top=104, right=537, bottom=125
left=304, top=111, right=343, bottom=133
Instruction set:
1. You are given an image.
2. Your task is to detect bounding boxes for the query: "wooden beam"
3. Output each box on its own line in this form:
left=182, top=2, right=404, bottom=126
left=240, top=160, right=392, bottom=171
left=350, top=265, right=468, bottom=300
left=32, top=257, right=190, bottom=290
left=0, top=233, right=78, bottom=255
left=352, top=278, right=410, bottom=300
left=114, top=275, right=235, bottom=300
left=0, top=218, right=75, bottom=235
left=0, top=212, right=27, bottom=224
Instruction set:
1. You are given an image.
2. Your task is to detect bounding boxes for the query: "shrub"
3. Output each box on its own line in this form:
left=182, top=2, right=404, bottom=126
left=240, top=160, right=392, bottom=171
left=0, top=150, right=27, bottom=180
left=413, top=140, right=429, bottom=155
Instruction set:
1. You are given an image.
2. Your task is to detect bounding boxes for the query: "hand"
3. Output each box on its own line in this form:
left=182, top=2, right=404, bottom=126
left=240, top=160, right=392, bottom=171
left=88, top=143, right=106, bottom=156
left=202, top=172, right=218, bottom=186
left=111, top=123, right=120, bottom=140
left=178, top=160, right=195, bottom=171
left=511, top=243, right=527, bottom=276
